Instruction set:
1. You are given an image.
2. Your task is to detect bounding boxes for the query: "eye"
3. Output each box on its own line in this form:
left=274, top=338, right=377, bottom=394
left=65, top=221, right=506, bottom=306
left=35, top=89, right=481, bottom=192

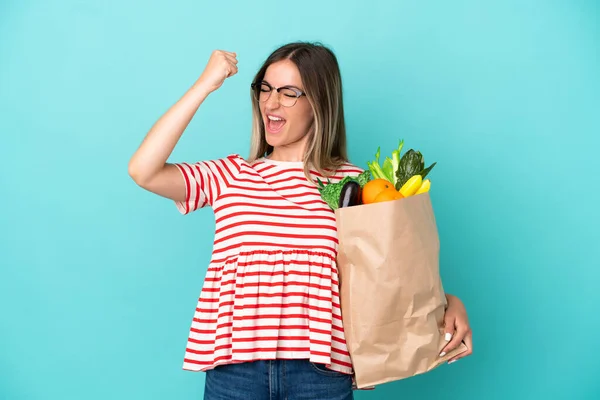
left=281, top=88, right=298, bottom=98
left=260, top=83, right=271, bottom=92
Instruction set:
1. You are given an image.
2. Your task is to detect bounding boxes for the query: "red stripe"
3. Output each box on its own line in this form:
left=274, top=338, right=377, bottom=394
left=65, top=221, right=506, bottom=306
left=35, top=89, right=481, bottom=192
left=214, top=231, right=337, bottom=246
left=239, top=302, right=332, bottom=313
left=186, top=348, right=215, bottom=355
left=233, top=177, right=271, bottom=186
left=330, top=358, right=353, bottom=368
left=253, top=163, right=276, bottom=174
left=220, top=159, right=237, bottom=185
left=262, top=176, right=313, bottom=186
left=206, top=165, right=216, bottom=203
left=218, top=191, right=322, bottom=202
left=236, top=258, right=334, bottom=268
left=194, top=313, right=333, bottom=325
left=232, top=324, right=309, bottom=332
left=264, top=167, right=360, bottom=180
left=184, top=358, right=213, bottom=365
left=237, top=269, right=334, bottom=281
left=178, top=164, right=191, bottom=214
left=213, top=201, right=327, bottom=214
left=199, top=288, right=340, bottom=301
left=194, top=163, right=208, bottom=207
left=228, top=182, right=317, bottom=193
left=239, top=291, right=333, bottom=302
left=188, top=338, right=214, bottom=345
left=200, top=289, right=235, bottom=299
left=331, top=347, right=351, bottom=357
left=209, top=160, right=228, bottom=197
left=196, top=301, right=234, bottom=312
left=331, top=336, right=346, bottom=345
left=232, top=335, right=310, bottom=343
left=215, top=210, right=336, bottom=225
left=196, top=302, right=333, bottom=315
left=237, top=280, right=334, bottom=292
left=211, top=242, right=336, bottom=258
left=209, top=250, right=337, bottom=265
left=241, top=314, right=331, bottom=323
left=204, top=267, right=335, bottom=282
left=226, top=155, right=242, bottom=174
left=215, top=219, right=336, bottom=236
left=193, top=165, right=203, bottom=210
left=189, top=326, right=341, bottom=339
left=235, top=346, right=311, bottom=353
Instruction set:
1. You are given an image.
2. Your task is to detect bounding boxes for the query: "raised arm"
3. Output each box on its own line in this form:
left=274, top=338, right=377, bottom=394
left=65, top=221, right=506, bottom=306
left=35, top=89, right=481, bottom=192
left=128, top=50, right=238, bottom=201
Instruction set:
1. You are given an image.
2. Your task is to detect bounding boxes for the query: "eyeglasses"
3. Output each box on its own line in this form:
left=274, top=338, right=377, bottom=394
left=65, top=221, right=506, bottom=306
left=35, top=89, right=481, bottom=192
left=251, top=81, right=306, bottom=107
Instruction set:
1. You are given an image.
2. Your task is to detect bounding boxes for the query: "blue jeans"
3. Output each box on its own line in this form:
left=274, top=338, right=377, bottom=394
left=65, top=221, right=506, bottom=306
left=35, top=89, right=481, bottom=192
left=203, top=359, right=354, bottom=400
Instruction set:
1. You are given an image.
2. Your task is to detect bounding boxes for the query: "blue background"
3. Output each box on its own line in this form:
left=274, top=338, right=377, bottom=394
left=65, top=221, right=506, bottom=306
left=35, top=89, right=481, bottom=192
left=1, top=0, right=599, bottom=399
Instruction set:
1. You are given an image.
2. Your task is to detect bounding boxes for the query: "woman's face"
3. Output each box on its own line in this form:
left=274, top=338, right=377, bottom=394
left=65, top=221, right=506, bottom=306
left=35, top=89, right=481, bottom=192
left=259, top=60, right=314, bottom=153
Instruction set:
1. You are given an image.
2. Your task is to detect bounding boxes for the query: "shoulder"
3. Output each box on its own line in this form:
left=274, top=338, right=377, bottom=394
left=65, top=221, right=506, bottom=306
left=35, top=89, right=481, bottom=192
left=200, top=153, right=247, bottom=172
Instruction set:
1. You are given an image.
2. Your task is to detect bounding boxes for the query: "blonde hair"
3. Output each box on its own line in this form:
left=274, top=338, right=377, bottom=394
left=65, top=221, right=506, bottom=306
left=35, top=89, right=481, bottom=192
left=248, top=41, right=348, bottom=181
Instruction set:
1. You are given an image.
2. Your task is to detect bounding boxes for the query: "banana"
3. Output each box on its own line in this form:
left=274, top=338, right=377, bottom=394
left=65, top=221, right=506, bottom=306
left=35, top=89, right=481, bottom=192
left=399, top=175, right=423, bottom=197
left=415, top=179, right=430, bottom=194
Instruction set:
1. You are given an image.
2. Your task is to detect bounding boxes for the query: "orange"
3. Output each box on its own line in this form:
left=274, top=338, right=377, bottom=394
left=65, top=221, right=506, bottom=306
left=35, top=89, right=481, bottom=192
left=362, top=179, right=395, bottom=204
left=373, top=188, right=404, bottom=203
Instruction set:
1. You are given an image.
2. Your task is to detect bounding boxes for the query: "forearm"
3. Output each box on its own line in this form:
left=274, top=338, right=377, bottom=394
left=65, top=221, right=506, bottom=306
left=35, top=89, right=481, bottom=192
left=128, top=81, right=211, bottom=184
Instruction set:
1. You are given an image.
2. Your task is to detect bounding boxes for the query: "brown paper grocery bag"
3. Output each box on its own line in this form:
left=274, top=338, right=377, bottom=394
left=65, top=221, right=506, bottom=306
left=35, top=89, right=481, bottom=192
left=335, top=192, right=468, bottom=388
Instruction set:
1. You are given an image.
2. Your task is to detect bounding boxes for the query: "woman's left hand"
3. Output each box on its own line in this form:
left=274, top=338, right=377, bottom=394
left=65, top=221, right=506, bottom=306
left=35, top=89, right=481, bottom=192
left=439, top=294, right=473, bottom=363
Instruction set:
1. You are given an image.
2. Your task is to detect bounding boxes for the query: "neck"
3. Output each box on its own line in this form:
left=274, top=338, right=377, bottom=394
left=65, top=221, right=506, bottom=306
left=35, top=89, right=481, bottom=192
left=268, top=138, right=309, bottom=162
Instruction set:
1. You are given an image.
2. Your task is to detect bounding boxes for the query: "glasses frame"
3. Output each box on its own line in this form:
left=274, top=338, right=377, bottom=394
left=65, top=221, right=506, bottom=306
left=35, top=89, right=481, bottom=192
left=251, top=81, right=306, bottom=107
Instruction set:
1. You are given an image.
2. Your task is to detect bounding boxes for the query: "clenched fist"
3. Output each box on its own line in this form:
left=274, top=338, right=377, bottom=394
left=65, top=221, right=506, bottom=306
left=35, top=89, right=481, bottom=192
left=195, top=50, right=239, bottom=93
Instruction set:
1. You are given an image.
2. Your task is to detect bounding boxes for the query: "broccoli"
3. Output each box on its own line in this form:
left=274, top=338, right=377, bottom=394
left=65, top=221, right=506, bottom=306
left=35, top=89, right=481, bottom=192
left=316, top=170, right=370, bottom=211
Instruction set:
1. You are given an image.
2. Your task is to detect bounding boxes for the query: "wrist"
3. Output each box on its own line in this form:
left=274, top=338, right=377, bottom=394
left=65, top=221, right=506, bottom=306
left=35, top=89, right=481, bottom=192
left=190, top=79, right=213, bottom=99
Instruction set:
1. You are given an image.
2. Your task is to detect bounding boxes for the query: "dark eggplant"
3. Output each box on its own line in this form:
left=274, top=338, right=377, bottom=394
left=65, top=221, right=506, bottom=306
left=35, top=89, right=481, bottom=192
left=338, top=180, right=361, bottom=208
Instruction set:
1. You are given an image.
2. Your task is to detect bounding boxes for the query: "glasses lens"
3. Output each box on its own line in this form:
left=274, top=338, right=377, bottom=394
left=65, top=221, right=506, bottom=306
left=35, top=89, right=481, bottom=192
left=258, top=83, right=271, bottom=102
left=280, top=88, right=298, bottom=107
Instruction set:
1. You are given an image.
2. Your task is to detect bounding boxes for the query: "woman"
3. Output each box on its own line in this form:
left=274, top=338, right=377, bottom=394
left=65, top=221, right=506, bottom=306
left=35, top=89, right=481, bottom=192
left=128, top=42, right=473, bottom=400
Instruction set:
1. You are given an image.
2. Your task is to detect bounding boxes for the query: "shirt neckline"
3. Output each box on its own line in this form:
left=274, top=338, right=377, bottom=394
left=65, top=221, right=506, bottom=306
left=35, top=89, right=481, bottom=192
left=258, top=157, right=305, bottom=168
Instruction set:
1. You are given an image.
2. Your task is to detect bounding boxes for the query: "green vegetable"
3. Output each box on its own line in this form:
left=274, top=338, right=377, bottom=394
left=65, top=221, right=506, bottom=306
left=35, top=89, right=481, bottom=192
left=316, top=170, right=372, bottom=210
left=316, top=176, right=356, bottom=210
left=391, top=150, right=400, bottom=186
left=367, top=146, right=388, bottom=181
left=382, top=157, right=394, bottom=182
left=357, top=170, right=371, bottom=187
left=367, top=141, right=405, bottom=184
left=394, top=149, right=437, bottom=191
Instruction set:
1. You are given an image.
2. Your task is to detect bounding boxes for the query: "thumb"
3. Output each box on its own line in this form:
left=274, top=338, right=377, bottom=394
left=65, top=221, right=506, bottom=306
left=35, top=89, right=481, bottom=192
left=439, top=315, right=455, bottom=357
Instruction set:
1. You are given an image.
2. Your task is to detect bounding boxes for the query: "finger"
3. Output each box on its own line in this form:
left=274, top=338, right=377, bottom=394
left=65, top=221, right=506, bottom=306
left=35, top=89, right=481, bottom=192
left=447, top=330, right=473, bottom=364
left=440, top=324, right=466, bottom=357
left=225, top=64, right=238, bottom=78
left=224, top=54, right=238, bottom=66
left=221, top=50, right=237, bottom=58
left=438, top=316, right=456, bottom=357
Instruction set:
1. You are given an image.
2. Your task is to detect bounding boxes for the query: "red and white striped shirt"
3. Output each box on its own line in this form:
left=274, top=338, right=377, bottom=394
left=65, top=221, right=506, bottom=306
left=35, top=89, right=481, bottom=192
left=174, top=154, right=363, bottom=375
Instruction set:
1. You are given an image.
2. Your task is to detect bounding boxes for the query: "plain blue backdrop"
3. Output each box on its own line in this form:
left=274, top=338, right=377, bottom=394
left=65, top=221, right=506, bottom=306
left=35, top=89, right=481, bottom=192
left=1, top=0, right=599, bottom=399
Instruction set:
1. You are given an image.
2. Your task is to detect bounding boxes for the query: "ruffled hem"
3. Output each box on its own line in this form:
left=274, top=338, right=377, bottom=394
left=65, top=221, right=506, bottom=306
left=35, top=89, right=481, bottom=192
left=181, top=249, right=353, bottom=375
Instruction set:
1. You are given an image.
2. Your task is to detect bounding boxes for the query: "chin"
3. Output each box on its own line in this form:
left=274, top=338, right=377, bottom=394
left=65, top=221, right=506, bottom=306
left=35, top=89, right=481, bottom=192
left=265, top=131, right=288, bottom=147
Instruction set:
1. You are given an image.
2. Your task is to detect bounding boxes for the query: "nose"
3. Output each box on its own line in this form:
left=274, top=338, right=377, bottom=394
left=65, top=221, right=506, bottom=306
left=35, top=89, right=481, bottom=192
left=265, top=90, right=281, bottom=109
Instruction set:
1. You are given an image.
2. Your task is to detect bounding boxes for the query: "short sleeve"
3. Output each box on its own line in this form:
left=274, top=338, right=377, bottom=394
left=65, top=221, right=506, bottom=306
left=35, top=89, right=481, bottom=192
left=173, top=155, right=241, bottom=214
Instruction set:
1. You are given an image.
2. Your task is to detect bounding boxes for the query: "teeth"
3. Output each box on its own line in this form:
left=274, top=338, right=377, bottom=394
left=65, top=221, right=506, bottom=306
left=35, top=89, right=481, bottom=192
left=268, top=115, right=284, bottom=121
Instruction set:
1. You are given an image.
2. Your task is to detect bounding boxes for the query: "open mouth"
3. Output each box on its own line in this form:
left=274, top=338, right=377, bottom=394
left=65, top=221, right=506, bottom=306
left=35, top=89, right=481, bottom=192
left=266, top=115, right=286, bottom=133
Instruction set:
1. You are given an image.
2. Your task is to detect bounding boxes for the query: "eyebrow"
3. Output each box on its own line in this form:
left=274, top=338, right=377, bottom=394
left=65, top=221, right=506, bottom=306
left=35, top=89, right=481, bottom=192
left=261, top=80, right=304, bottom=91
